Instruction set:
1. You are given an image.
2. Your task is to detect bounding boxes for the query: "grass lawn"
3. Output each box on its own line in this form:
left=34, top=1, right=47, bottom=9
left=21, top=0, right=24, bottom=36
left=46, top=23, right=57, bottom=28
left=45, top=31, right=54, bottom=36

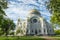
left=49, top=36, right=60, bottom=40
left=0, top=36, right=45, bottom=40
left=0, top=36, right=60, bottom=40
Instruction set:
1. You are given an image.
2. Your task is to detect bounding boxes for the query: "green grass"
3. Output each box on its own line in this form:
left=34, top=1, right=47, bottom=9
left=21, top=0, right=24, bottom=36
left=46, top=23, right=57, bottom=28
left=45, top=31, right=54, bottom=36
left=49, top=36, right=60, bottom=40
left=0, top=36, right=60, bottom=40
left=0, top=36, right=45, bottom=40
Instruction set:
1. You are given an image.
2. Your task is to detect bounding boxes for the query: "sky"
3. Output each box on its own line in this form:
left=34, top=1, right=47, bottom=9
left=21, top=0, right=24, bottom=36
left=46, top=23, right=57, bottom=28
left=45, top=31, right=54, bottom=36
left=5, top=0, right=51, bottom=24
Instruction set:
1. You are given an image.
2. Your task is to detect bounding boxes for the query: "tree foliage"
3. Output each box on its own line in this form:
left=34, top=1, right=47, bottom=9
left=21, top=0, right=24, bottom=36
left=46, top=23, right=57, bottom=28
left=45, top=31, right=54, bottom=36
left=0, top=0, right=7, bottom=27
left=47, top=0, right=60, bottom=27
left=0, top=0, right=7, bottom=9
left=54, top=30, right=60, bottom=35
left=0, top=0, right=8, bottom=35
left=0, top=0, right=16, bottom=36
left=1, top=18, right=15, bottom=36
left=0, top=0, right=7, bottom=15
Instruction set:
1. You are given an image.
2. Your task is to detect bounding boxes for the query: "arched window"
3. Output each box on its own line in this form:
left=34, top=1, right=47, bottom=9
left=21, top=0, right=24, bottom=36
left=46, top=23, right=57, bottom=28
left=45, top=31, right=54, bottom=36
left=32, top=30, right=33, bottom=33
left=44, top=29, right=45, bottom=33
left=35, top=29, right=37, bottom=34
left=33, top=19, right=37, bottom=23
left=26, top=29, right=28, bottom=33
left=39, top=29, right=41, bottom=32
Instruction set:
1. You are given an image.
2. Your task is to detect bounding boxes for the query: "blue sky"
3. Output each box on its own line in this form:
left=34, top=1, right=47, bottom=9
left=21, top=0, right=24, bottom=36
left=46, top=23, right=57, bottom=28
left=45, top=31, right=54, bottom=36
left=5, top=0, right=51, bottom=24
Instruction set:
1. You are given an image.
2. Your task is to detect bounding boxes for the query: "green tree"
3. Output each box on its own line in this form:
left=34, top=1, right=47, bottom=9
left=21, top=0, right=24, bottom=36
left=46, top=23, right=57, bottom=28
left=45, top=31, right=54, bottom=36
left=0, top=0, right=7, bottom=16
left=46, top=0, right=60, bottom=27
left=0, top=0, right=7, bottom=27
left=0, top=0, right=16, bottom=36
left=1, top=18, right=15, bottom=36
left=0, top=0, right=7, bottom=35
left=54, top=30, right=60, bottom=35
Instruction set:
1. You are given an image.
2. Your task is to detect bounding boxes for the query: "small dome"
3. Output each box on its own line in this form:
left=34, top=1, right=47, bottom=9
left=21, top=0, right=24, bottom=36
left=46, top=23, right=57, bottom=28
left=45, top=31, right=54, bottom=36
left=29, top=9, right=41, bottom=15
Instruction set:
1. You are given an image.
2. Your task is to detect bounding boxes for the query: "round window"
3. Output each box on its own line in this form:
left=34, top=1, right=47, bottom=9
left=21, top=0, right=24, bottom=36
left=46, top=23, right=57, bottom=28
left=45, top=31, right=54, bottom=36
left=33, top=19, right=37, bottom=23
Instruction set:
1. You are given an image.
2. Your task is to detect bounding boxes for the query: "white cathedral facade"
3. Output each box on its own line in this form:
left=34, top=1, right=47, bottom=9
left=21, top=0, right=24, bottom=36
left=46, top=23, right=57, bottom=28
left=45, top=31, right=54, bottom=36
left=15, top=9, right=54, bottom=36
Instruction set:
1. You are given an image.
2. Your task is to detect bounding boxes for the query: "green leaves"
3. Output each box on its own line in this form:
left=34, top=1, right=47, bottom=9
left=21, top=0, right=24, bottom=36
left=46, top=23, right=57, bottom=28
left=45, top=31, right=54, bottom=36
left=48, top=0, right=60, bottom=13
left=46, top=0, right=60, bottom=27
left=0, top=0, right=7, bottom=9
left=0, top=0, right=7, bottom=16
left=0, top=18, right=15, bottom=36
left=0, top=7, right=6, bottom=15
left=0, top=0, right=15, bottom=36
left=54, top=30, right=60, bottom=35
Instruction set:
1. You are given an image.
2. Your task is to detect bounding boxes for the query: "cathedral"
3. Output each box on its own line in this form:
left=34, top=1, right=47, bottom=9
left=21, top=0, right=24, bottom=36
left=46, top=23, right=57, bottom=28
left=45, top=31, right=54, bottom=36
left=15, top=9, right=54, bottom=36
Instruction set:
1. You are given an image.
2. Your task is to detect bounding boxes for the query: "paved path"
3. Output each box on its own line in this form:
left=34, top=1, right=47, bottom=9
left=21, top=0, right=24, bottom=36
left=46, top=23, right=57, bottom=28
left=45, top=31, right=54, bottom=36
left=39, top=36, right=57, bottom=40
left=42, top=37, right=55, bottom=40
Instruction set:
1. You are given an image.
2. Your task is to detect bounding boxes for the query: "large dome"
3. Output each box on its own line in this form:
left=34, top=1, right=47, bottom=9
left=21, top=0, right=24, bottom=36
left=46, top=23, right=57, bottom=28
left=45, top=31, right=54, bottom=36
left=29, top=9, right=41, bottom=15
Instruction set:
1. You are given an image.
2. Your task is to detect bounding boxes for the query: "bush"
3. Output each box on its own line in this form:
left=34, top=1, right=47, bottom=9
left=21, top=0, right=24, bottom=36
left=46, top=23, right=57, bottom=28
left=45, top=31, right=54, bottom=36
left=54, top=30, right=60, bottom=35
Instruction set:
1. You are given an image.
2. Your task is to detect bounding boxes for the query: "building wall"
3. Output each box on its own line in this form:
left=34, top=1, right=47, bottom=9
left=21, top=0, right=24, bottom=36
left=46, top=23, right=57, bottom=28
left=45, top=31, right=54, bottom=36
left=26, top=15, right=54, bottom=35
left=15, top=9, right=54, bottom=36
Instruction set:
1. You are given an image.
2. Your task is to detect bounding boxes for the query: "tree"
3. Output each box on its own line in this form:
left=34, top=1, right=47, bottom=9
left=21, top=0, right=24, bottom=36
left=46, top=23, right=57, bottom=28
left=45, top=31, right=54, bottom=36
left=1, top=18, right=15, bottom=36
left=0, top=0, right=7, bottom=9
left=0, top=0, right=7, bottom=15
left=54, top=30, right=60, bottom=35
left=46, top=0, right=60, bottom=27
left=0, top=0, right=8, bottom=35
left=0, top=0, right=16, bottom=36
left=0, top=0, right=7, bottom=27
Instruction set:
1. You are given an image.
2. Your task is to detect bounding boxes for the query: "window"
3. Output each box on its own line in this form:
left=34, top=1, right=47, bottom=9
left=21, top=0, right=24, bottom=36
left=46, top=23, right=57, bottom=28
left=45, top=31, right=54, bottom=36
left=26, top=29, right=28, bottom=33
left=50, top=29, right=51, bottom=32
left=39, top=30, right=41, bottom=32
left=35, top=29, right=37, bottom=34
left=44, top=29, right=45, bottom=33
left=33, top=19, right=37, bottom=23
left=32, top=30, right=33, bottom=33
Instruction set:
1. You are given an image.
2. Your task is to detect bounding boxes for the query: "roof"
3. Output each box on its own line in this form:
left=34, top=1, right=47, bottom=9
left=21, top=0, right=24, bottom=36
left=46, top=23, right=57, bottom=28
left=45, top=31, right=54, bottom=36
left=29, top=9, right=41, bottom=15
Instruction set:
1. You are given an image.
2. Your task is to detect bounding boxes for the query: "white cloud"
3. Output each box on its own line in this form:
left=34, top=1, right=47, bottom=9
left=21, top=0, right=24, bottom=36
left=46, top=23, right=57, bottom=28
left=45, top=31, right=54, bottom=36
left=5, top=0, right=50, bottom=24
left=41, top=11, right=51, bottom=17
